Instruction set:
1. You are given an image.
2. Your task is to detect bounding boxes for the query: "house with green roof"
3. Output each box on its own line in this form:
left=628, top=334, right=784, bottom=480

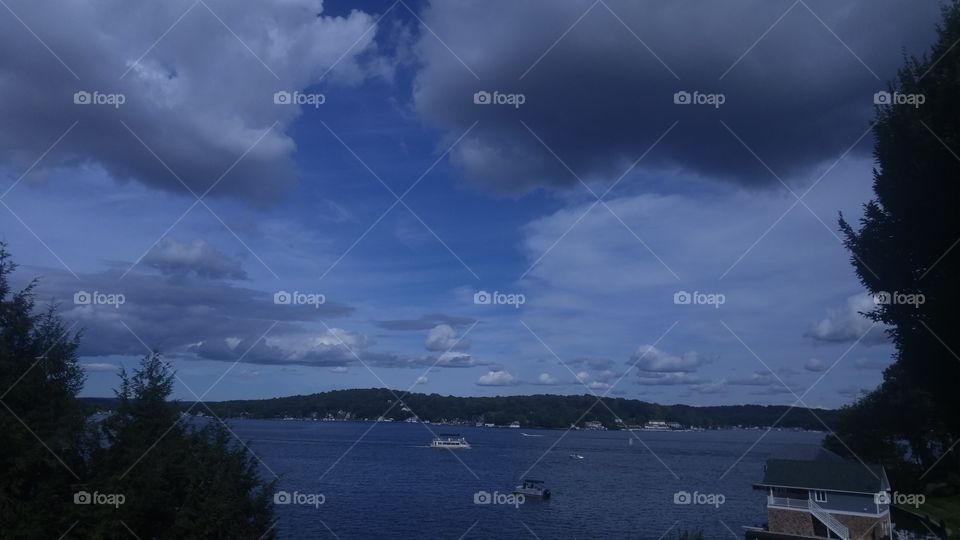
left=747, top=457, right=892, bottom=540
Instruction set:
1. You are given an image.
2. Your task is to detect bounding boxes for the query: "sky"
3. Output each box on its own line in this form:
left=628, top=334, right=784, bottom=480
left=0, top=0, right=944, bottom=407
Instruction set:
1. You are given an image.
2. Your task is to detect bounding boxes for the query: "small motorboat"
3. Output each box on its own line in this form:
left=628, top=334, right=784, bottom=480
left=514, top=479, right=551, bottom=500
left=569, top=453, right=584, bottom=460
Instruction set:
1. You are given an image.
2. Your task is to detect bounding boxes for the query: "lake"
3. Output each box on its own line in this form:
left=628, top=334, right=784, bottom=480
left=228, top=420, right=824, bottom=539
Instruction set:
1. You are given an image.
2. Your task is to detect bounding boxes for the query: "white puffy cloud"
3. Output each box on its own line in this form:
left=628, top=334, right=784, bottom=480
left=805, top=295, right=889, bottom=345
left=425, top=324, right=470, bottom=352
left=477, top=370, right=517, bottom=386
left=804, top=358, right=828, bottom=372
left=536, top=373, right=559, bottom=385
left=415, top=375, right=428, bottom=385
left=631, top=345, right=704, bottom=373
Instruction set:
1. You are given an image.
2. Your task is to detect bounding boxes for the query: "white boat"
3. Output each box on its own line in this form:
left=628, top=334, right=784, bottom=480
left=430, top=434, right=471, bottom=449
left=514, top=479, right=551, bottom=500
left=569, top=453, right=584, bottom=460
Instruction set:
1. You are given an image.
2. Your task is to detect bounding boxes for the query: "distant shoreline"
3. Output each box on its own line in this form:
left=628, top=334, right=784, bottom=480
left=80, top=388, right=837, bottom=431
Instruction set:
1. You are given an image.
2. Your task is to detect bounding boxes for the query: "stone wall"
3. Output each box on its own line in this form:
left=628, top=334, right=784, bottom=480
left=768, top=508, right=815, bottom=537
left=835, top=513, right=890, bottom=540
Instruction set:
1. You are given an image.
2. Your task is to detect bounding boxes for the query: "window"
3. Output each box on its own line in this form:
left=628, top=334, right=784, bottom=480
left=812, top=490, right=828, bottom=503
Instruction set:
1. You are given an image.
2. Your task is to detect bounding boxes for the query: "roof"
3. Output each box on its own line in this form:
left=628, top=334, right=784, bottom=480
left=756, top=459, right=888, bottom=494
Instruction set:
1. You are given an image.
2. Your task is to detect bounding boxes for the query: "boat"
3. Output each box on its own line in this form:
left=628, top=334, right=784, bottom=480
left=514, top=479, right=551, bottom=500
left=521, top=432, right=542, bottom=437
left=569, top=453, right=584, bottom=460
left=430, top=434, right=471, bottom=449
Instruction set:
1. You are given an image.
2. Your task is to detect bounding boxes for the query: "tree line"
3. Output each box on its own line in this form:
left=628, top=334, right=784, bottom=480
left=174, top=387, right=838, bottom=430
left=0, top=246, right=275, bottom=539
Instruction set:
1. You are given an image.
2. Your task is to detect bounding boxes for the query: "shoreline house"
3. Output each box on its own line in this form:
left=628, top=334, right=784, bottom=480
left=746, top=456, right=892, bottom=540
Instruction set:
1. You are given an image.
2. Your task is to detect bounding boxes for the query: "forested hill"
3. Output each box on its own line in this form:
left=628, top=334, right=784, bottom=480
left=87, top=389, right=836, bottom=430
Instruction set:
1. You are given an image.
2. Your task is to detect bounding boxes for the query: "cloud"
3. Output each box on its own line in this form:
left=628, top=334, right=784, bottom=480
left=373, top=313, right=476, bottom=331
left=631, top=345, right=705, bottom=373
left=424, top=324, right=470, bottom=351
left=25, top=266, right=354, bottom=362
left=805, top=294, right=889, bottom=345
left=535, top=372, right=559, bottom=385
left=691, top=380, right=727, bottom=394
left=415, top=375, right=428, bottom=385
left=82, top=362, right=120, bottom=372
left=477, top=370, right=518, bottom=386
left=143, top=238, right=246, bottom=279
left=329, top=367, right=348, bottom=374
left=804, top=358, right=828, bottom=372
left=0, top=0, right=384, bottom=205
left=422, top=351, right=486, bottom=369
left=636, top=372, right=705, bottom=386
left=412, top=0, right=940, bottom=195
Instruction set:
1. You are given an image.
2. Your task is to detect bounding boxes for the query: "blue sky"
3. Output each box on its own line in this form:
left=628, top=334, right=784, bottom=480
left=0, top=0, right=943, bottom=406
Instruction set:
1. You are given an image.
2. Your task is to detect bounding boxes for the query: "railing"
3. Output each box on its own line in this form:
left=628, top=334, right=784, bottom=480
left=766, top=496, right=850, bottom=539
left=808, top=498, right=849, bottom=540
left=767, top=495, right=810, bottom=510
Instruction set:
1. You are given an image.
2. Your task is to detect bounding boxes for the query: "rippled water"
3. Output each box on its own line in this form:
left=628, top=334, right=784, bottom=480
left=228, top=420, right=824, bottom=539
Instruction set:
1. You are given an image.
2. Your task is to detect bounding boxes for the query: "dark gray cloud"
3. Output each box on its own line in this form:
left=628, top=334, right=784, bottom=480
left=373, top=313, right=476, bottom=331
left=0, top=0, right=382, bottom=205
left=22, top=266, right=353, bottom=359
left=412, top=0, right=940, bottom=195
left=143, top=238, right=247, bottom=280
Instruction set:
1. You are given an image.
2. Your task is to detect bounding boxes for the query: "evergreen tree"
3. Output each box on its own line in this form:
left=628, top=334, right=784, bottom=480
left=0, top=243, right=86, bottom=538
left=833, top=1, right=960, bottom=482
